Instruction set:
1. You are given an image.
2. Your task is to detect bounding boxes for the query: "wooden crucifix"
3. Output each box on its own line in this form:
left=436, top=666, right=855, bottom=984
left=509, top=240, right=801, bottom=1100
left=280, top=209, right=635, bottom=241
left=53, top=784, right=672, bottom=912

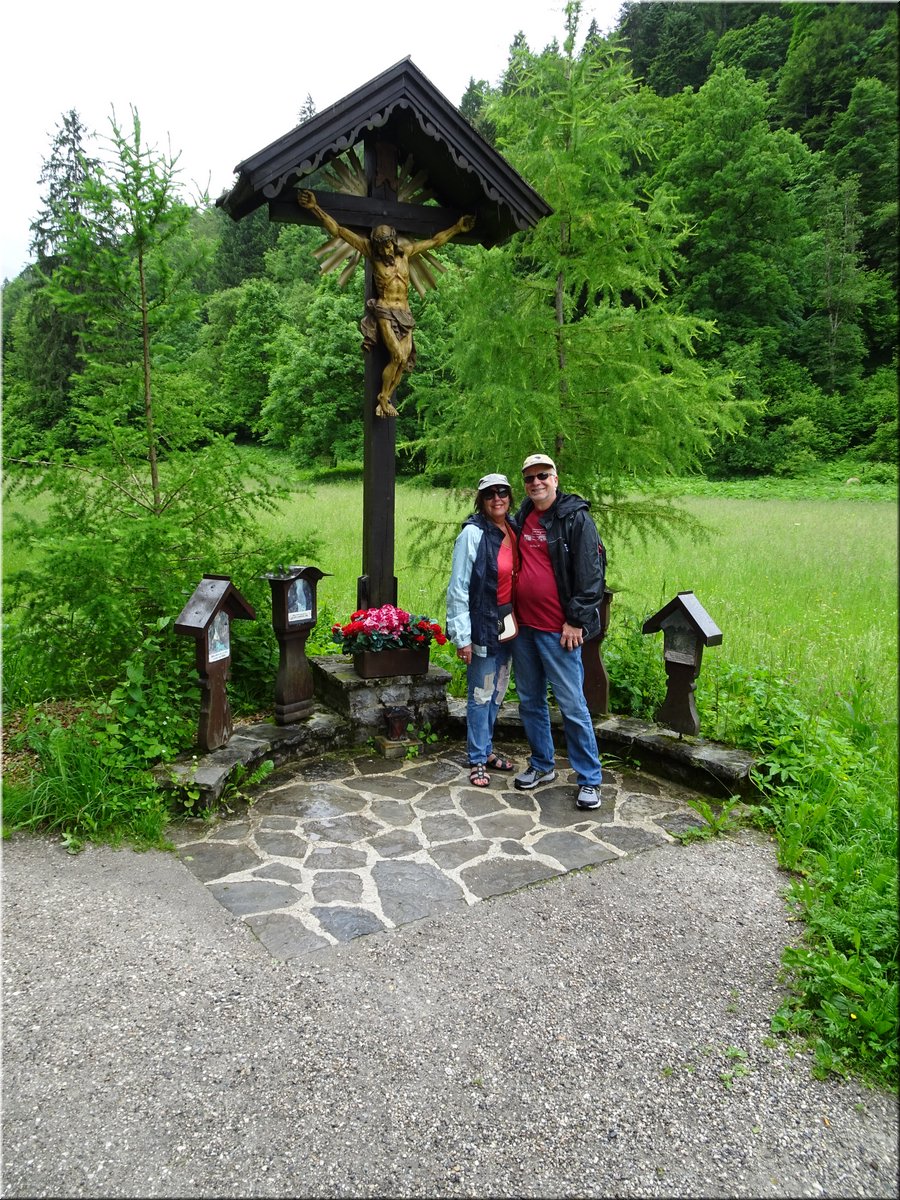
left=296, top=140, right=474, bottom=610
left=216, top=59, right=551, bottom=614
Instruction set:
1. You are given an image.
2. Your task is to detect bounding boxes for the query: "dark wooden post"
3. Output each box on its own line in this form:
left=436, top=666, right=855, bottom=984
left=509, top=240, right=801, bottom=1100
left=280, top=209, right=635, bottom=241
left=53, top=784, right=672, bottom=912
left=582, top=589, right=613, bottom=716
left=357, top=137, right=399, bottom=612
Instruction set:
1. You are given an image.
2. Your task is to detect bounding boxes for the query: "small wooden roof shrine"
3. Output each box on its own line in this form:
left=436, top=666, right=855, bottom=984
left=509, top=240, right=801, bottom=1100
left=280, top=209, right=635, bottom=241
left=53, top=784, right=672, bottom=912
left=642, top=591, right=723, bottom=645
left=216, top=57, right=551, bottom=247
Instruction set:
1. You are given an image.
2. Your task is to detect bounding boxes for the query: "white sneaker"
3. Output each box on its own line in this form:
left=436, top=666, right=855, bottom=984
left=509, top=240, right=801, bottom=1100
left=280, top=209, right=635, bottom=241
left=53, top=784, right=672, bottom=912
left=513, top=765, right=558, bottom=790
left=576, top=784, right=601, bottom=810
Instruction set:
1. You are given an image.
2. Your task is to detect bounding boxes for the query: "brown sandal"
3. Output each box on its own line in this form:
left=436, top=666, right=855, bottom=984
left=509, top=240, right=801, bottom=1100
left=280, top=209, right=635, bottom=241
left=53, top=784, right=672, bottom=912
left=486, top=752, right=514, bottom=772
left=469, top=763, right=490, bottom=788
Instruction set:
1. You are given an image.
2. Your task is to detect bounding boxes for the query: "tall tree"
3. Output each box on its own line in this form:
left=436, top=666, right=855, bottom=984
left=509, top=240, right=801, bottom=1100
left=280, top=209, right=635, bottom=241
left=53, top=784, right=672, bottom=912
left=6, top=107, right=287, bottom=691
left=653, top=64, right=811, bottom=352
left=2, top=111, right=100, bottom=448
left=416, top=3, right=741, bottom=540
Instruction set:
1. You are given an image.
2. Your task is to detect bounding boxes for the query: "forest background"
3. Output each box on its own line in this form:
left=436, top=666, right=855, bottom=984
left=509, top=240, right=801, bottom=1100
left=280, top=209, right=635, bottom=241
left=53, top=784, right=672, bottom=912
left=1, top=2, right=898, bottom=1086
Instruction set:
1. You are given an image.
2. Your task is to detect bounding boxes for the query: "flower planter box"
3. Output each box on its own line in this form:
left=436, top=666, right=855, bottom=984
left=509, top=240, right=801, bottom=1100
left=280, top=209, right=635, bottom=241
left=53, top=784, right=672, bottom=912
left=353, top=647, right=430, bottom=679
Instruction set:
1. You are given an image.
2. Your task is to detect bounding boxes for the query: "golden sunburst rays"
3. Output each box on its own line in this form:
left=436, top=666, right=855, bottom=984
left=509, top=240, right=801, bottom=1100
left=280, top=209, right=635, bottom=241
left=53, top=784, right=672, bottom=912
left=308, top=150, right=447, bottom=298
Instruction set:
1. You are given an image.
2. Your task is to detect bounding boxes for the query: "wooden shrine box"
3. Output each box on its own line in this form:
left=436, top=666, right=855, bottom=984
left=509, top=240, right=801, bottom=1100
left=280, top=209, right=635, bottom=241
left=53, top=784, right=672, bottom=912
left=265, top=565, right=329, bottom=724
left=175, top=575, right=256, bottom=751
left=642, top=591, right=722, bottom=736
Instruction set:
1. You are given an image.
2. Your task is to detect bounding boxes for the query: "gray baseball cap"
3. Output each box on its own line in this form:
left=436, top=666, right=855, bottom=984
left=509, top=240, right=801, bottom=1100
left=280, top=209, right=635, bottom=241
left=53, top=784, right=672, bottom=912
left=477, top=473, right=511, bottom=491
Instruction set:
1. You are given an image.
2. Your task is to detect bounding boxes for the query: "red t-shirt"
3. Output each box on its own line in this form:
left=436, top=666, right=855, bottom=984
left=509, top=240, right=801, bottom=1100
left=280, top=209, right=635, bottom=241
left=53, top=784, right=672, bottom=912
left=496, top=536, right=513, bottom=605
left=515, top=509, right=565, bottom=631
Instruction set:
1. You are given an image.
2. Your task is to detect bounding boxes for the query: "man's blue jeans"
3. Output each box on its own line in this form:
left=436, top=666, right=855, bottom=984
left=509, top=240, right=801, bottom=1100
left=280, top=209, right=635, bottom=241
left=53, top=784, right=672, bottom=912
left=466, top=646, right=512, bottom=766
left=511, top=626, right=602, bottom=786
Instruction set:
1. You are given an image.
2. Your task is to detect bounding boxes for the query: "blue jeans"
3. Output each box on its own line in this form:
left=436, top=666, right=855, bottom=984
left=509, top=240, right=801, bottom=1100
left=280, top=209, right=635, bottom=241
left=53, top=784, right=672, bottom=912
left=466, top=646, right=512, bottom=765
left=511, top=626, right=602, bottom=786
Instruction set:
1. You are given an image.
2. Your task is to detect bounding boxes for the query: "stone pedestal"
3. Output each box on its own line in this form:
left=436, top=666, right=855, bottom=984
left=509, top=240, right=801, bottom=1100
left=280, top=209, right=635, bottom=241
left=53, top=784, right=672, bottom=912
left=310, top=655, right=451, bottom=744
left=353, top=646, right=429, bottom=679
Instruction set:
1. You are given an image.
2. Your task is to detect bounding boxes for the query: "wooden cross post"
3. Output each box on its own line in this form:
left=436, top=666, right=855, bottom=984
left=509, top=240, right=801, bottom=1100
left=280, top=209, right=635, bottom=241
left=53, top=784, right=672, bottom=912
left=357, top=136, right=399, bottom=612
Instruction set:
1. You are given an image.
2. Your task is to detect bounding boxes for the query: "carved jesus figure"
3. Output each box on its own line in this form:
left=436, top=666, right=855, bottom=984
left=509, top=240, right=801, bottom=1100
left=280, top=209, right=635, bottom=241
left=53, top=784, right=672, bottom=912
left=297, top=189, right=475, bottom=418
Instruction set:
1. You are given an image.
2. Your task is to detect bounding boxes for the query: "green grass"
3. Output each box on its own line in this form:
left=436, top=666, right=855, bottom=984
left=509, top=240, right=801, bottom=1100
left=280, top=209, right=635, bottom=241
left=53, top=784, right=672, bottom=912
left=609, top=495, right=898, bottom=737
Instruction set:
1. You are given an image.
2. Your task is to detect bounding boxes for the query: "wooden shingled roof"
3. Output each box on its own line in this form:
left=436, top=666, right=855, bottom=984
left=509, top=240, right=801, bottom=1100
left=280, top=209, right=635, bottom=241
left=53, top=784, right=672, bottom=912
left=216, top=57, right=551, bottom=248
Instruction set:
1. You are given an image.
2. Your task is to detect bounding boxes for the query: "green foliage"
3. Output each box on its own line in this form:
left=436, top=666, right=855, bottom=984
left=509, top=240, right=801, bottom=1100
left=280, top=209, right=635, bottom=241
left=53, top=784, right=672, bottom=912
left=1, top=714, right=171, bottom=853
left=415, top=13, right=743, bottom=545
left=676, top=795, right=741, bottom=844
left=262, top=275, right=365, bottom=463
left=220, top=277, right=285, bottom=437
left=698, top=661, right=897, bottom=1086
left=601, top=605, right=666, bottom=720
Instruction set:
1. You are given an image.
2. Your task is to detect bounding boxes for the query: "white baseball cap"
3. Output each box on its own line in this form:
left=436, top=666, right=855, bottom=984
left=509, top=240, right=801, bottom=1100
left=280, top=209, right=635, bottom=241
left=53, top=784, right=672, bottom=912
left=477, top=473, right=511, bottom=491
left=522, top=453, right=557, bottom=474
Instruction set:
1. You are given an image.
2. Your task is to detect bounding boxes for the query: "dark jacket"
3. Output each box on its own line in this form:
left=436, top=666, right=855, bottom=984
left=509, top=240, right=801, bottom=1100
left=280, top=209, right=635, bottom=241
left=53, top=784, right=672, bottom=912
left=514, top=491, right=605, bottom=640
left=447, top=512, right=516, bottom=654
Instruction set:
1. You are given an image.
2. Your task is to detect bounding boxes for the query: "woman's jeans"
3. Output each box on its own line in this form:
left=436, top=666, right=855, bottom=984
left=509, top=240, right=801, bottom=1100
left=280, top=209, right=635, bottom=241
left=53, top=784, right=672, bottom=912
left=511, top=626, right=603, bottom=786
left=466, top=645, right=512, bottom=765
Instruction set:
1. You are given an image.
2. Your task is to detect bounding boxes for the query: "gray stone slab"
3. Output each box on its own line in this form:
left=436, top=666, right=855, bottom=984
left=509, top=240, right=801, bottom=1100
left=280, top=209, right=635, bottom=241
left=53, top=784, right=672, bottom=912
left=460, top=856, right=562, bottom=899
left=304, top=814, right=382, bottom=844
left=458, top=791, right=505, bottom=817
left=267, top=755, right=352, bottom=782
left=427, top=839, right=493, bottom=870
left=367, top=830, right=423, bottom=859
left=420, top=813, right=477, bottom=843
left=498, top=839, right=532, bottom=857
left=244, top=912, right=331, bottom=958
left=254, top=830, right=309, bottom=858
left=209, top=822, right=252, bottom=841
left=311, top=906, right=387, bottom=942
left=474, top=810, right=537, bottom=840
left=343, top=776, right=423, bottom=800
left=252, top=862, right=305, bottom=884
left=254, top=782, right=366, bottom=818
left=414, top=787, right=454, bottom=814
left=305, top=846, right=367, bottom=870
left=533, top=789, right=587, bottom=828
left=311, top=872, right=364, bottom=904
left=178, top=841, right=262, bottom=882
left=531, top=831, right=619, bottom=871
left=600, top=826, right=669, bottom=853
left=353, top=756, right=403, bottom=776
left=208, top=879, right=299, bottom=916
left=258, top=816, right=297, bottom=830
left=372, top=861, right=467, bottom=925
left=402, top=760, right=462, bottom=785
left=619, top=794, right=679, bottom=820
left=369, top=800, right=416, bottom=827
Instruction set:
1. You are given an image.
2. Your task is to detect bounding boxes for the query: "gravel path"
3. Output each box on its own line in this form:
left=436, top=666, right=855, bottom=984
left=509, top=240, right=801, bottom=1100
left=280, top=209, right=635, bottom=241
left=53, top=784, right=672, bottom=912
left=2, top=826, right=897, bottom=1198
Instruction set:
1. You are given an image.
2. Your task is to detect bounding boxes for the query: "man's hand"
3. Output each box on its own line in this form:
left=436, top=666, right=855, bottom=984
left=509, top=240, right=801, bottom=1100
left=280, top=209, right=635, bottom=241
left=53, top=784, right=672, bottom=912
left=297, top=189, right=316, bottom=209
left=458, top=214, right=476, bottom=233
left=457, top=644, right=473, bottom=665
left=560, top=622, right=584, bottom=652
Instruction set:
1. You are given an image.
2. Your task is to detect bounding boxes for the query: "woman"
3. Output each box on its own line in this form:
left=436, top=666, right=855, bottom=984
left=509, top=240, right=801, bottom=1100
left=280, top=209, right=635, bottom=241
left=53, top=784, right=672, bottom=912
left=446, top=473, right=519, bottom=787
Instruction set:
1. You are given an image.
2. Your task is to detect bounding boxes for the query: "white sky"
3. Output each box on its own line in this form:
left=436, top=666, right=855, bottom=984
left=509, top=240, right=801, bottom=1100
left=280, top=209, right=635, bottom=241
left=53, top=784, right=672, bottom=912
left=1, top=0, right=625, bottom=282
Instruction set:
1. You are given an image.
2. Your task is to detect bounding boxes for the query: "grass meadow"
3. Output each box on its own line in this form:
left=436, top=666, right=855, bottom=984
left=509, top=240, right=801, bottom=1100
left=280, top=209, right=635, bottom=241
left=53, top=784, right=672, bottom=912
left=266, top=479, right=898, bottom=739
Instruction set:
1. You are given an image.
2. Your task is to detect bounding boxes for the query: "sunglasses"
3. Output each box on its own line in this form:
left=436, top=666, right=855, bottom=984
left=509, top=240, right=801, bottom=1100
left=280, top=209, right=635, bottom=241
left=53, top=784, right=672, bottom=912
left=523, top=471, right=553, bottom=483
left=481, top=486, right=510, bottom=500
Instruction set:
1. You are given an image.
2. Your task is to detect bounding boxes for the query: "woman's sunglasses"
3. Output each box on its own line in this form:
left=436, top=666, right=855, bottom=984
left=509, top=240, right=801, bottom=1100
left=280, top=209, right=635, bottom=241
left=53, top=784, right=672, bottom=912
left=481, top=487, right=510, bottom=499
left=523, top=471, right=553, bottom=483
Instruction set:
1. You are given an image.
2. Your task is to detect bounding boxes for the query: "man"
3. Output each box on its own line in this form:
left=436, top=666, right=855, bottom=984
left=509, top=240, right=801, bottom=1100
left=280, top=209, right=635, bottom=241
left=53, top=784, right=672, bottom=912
left=511, top=453, right=605, bottom=809
left=296, top=189, right=475, bottom=418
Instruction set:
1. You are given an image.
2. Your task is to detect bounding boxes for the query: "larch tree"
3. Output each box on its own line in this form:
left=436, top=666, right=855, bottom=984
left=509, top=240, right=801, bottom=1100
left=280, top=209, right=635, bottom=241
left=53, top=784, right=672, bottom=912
left=415, top=1, right=741, bottom=543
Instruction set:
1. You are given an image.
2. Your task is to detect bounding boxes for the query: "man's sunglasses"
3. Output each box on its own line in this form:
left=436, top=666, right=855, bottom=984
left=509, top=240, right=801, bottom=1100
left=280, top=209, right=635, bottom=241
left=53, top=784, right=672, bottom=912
left=481, top=486, right=510, bottom=499
left=523, top=471, right=553, bottom=484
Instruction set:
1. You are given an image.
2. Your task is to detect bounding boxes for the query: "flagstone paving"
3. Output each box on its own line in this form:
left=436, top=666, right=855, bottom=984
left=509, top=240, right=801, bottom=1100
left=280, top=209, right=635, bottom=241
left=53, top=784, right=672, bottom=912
left=170, top=744, right=709, bottom=960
